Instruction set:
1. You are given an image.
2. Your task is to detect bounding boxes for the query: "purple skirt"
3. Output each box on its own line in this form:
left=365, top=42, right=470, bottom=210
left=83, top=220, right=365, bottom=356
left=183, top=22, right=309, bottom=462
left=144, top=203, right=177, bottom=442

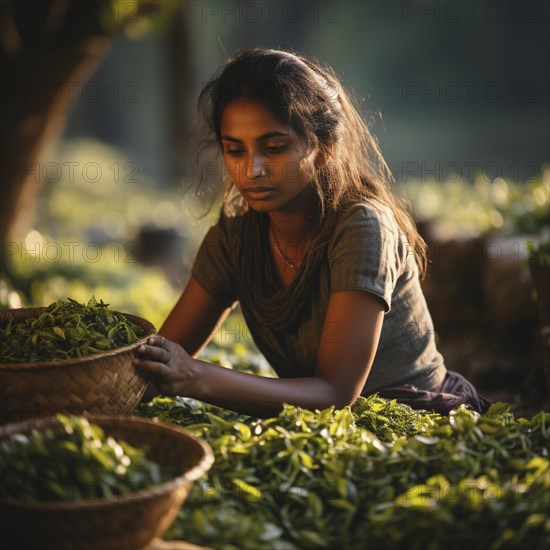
left=373, top=370, right=494, bottom=415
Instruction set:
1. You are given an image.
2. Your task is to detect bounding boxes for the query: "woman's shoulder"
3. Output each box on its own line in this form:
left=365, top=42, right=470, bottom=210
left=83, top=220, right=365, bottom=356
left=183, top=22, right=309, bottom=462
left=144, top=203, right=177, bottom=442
left=333, top=199, right=400, bottom=238
left=328, top=199, right=409, bottom=272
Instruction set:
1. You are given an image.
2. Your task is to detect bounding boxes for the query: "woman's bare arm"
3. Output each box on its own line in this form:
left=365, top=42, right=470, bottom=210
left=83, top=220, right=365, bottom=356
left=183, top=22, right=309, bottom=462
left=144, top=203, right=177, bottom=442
left=159, top=276, right=234, bottom=356
left=137, top=288, right=385, bottom=415
left=141, top=276, right=234, bottom=402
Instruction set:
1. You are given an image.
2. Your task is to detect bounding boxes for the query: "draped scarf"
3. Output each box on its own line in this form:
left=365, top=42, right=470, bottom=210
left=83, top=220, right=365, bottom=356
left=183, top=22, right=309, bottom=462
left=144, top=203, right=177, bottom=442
left=233, top=208, right=331, bottom=354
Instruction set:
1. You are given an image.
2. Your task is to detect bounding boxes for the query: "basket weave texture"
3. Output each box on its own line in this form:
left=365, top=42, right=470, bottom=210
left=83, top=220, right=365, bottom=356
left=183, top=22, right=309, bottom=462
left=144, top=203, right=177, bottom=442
left=0, top=307, right=156, bottom=424
left=0, top=415, right=215, bottom=550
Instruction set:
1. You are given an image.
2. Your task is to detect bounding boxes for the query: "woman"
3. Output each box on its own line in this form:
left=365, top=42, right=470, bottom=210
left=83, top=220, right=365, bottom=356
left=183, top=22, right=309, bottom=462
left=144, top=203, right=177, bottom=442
left=134, top=48, right=492, bottom=417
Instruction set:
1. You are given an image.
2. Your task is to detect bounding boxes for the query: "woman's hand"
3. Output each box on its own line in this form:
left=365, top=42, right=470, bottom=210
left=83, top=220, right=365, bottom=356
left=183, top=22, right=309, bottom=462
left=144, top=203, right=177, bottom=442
left=133, top=335, right=199, bottom=397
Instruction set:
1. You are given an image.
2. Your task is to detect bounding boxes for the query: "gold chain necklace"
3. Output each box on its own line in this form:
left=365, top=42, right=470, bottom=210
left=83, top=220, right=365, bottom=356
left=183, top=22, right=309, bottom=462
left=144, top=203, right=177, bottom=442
left=271, top=227, right=300, bottom=271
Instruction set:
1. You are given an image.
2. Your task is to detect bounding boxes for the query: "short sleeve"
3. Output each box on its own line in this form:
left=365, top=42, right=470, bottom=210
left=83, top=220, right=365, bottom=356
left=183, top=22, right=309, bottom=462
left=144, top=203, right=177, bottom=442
left=191, top=213, right=238, bottom=307
left=328, top=203, right=405, bottom=312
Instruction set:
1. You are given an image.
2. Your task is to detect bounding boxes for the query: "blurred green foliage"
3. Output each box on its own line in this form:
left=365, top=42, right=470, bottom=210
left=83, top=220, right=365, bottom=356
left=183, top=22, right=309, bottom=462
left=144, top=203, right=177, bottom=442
left=398, top=166, right=550, bottom=238
left=35, top=139, right=211, bottom=240
left=0, top=139, right=215, bottom=330
left=1, top=255, right=174, bottom=331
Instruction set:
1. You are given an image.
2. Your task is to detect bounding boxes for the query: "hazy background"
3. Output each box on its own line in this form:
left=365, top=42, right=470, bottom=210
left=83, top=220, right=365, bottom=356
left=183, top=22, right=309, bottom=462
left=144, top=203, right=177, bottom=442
left=62, top=0, right=550, bottom=189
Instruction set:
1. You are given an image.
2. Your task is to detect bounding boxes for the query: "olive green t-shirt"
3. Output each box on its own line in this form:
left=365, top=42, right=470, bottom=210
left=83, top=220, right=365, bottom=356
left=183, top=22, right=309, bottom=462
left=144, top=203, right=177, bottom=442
left=191, top=201, right=446, bottom=393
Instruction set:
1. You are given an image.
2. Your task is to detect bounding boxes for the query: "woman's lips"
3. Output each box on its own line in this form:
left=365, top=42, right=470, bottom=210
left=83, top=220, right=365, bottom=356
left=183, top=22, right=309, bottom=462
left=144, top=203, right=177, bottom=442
left=245, top=187, right=275, bottom=200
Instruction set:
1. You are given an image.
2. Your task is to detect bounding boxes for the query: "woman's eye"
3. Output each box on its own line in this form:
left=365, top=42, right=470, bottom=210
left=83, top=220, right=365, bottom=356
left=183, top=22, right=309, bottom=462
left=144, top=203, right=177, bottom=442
left=225, top=149, right=244, bottom=157
left=266, top=144, right=287, bottom=154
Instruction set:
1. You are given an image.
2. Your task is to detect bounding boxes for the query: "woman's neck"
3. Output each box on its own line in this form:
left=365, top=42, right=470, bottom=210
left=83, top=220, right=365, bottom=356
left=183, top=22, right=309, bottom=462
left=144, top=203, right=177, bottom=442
left=268, top=186, right=317, bottom=243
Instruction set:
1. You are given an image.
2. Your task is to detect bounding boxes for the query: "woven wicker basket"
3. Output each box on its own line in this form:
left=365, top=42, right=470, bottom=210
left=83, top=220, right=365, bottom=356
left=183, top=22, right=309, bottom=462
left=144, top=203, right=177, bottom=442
left=0, top=307, right=156, bottom=424
left=0, top=415, right=215, bottom=550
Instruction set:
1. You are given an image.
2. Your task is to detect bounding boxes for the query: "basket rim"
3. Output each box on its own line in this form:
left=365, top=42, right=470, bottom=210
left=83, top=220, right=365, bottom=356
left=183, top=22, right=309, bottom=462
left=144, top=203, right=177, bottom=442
left=0, top=307, right=157, bottom=370
left=0, top=414, right=215, bottom=510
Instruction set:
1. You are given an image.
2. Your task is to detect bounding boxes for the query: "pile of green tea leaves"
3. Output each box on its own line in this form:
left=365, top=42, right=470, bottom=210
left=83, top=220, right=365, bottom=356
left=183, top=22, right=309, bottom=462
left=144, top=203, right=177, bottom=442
left=0, top=296, right=144, bottom=363
left=0, top=414, right=174, bottom=501
left=138, top=396, right=550, bottom=550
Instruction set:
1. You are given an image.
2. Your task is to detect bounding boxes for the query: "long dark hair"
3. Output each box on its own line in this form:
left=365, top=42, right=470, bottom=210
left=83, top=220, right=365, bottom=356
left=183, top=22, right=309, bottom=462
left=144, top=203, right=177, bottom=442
left=196, top=48, right=427, bottom=277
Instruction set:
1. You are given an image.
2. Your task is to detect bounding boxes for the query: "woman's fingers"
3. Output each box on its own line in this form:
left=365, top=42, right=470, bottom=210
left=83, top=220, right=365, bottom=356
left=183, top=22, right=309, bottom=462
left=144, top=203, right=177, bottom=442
left=136, top=335, right=167, bottom=356
left=132, top=336, right=193, bottom=398
left=152, top=334, right=163, bottom=343
left=136, top=343, right=171, bottom=363
left=133, top=338, right=171, bottom=374
left=133, top=357, right=171, bottom=378
left=147, top=334, right=168, bottom=348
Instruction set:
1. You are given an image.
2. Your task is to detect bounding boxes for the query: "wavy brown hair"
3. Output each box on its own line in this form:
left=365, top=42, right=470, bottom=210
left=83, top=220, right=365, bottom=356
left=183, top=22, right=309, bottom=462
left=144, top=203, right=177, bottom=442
left=197, top=48, right=428, bottom=277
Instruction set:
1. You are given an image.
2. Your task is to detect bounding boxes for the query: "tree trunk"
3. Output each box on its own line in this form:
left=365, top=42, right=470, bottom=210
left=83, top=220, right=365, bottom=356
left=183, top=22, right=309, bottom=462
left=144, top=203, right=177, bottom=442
left=1, top=37, right=112, bottom=247
left=165, top=6, right=193, bottom=188
left=0, top=0, right=176, bottom=272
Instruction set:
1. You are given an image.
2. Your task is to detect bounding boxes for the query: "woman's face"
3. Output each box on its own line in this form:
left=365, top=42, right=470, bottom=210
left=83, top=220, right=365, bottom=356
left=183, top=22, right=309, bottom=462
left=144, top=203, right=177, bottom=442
left=220, top=99, right=317, bottom=214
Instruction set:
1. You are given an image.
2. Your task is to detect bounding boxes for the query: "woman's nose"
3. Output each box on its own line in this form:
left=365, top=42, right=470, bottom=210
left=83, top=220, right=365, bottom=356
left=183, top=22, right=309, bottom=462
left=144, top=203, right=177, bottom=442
left=245, top=157, right=266, bottom=180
